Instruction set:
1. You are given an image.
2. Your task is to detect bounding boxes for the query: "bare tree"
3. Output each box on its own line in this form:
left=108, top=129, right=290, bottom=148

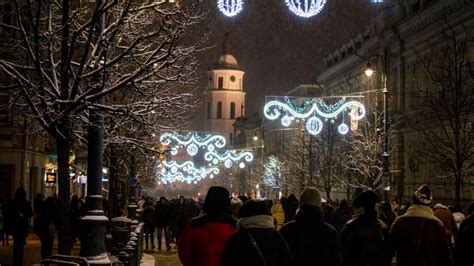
left=0, top=0, right=205, bottom=253
left=407, top=26, right=474, bottom=204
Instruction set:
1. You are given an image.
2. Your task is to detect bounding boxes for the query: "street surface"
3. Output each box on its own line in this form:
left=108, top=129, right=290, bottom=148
left=0, top=234, right=182, bottom=265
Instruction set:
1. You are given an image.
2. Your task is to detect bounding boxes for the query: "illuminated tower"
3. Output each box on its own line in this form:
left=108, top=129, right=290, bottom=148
left=204, top=32, right=245, bottom=146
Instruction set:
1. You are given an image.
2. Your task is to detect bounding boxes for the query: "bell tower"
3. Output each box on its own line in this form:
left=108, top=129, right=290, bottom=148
left=204, top=32, right=246, bottom=146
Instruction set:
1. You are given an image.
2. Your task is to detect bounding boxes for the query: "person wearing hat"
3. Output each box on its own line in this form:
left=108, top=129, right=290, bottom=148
left=280, top=187, right=342, bottom=266
left=390, top=184, right=451, bottom=266
left=178, top=186, right=237, bottom=266
left=339, top=190, right=392, bottom=266
left=220, top=200, right=294, bottom=266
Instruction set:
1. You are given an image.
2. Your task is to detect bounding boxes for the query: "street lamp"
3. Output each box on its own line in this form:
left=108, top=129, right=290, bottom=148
left=365, top=59, right=390, bottom=200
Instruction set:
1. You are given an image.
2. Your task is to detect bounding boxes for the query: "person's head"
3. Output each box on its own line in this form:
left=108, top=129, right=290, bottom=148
left=15, top=187, right=27, bottom=201
left=202, top=186, right=231, bottom=215
left=299, top=187, right=322, bottom=209
left=381, top=201, right=392, bottom=213
left=353, top=190, right=378, bottom=213
left=179, top=196, right=185, bottom=204
left=467, top=203, right=474, bottom=216
left=413, top=184, right=432, bottom=206
left=453, top=204, right=463, bottom=213
left=238, top=200, right=271, bottom=218
left=339, top=199, right=348, bottom=208
left=288, top=194, right=297, bottom=202
left=159, top=196, right=167, bottom=204
left=44, top=197, right=55, bottom=208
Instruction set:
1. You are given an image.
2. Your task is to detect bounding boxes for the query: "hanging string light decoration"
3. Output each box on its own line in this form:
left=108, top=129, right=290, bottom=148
left=285, top=0, right=326, bottom=18
left=217, top=0, right=244, bottom=17
left=264, top=97, right=366, bottom=136
left=160, top=132, right=226, bottom=157
left=204, top=150, right=254, bottom=169
left=157, top=160, right=219, bottom=184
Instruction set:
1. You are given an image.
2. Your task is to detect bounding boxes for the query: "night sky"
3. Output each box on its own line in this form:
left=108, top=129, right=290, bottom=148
left=195, top=0, right=388, bottom=121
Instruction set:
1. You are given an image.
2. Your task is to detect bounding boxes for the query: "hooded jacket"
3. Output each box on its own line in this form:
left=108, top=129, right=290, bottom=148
left=390, top=204, right=451, bottom=266
left=280, top=206, right=342, bottom=266
left=339, top=207, right=392, bottom=266
left=454, top=214, right=474, bottom=266
left=220, top=214, right=294, bottom=266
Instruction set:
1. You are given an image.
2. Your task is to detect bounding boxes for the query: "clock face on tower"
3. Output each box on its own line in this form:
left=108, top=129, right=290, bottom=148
left=230, top=75, right=236, bottom=82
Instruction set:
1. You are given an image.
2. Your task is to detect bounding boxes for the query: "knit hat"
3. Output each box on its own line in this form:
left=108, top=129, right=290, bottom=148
left=413, top=184, right=432, bottom=205
left=202, top=186, right=231, bottom=214
left=238, top=200, right=271, bottom=218
left=299, top=187, right=322, bottom=208
left=353, top=190, right=378, bottom=210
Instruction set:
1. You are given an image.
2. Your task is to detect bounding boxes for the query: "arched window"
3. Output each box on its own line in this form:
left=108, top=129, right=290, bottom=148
left=218, top=77, right=224, bottom=89
left=207, top=102, right=211, bottom=119
left=217, top=101, right=222, bottom=119
left=230, top=102, right=236, bottom=119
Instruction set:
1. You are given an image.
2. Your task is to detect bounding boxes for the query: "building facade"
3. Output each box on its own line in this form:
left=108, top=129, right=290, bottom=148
left=314, top=0, right=474, bottom=204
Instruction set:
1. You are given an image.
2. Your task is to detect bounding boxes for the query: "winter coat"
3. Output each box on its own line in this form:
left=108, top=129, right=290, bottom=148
left=155, top=201, right=172, bottom=227
left=434, top=205, right=458, bottom=244
left=9, top=199, right=32, bottom=244
left=339, top=207, right=392, bottom=266
left=331, top=205, right=352, bottom=233
left=280, top=206, right=342, bottom=266
left=142, top=205, right=156, bottom=234
left=179, top=213, right=236, bottom=266
left=271, top=202, right=285, bottom=229
left=220, top=214, right=294, bottom=266
left=390, top=204, right=451, bottom=266
left=283, top=195, right=298, bottom=223
left=454, top=214, right=474, bottom=266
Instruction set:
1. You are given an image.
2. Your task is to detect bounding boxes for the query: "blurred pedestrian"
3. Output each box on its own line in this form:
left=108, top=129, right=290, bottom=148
left=330, top=199, right=352, bottom=233
left=283, top=194, right=298, bottom=223
left=38, top=197, right=56, bottom=259
left=454, top=202, right=474, bottom=266
left=0, top=196, right=5, bottom=246
left=280, top=187, right=342, bottom=266
left=179, top=186, right=236, bottom=266
left=142, top=198, right=156, bottom=251
left=155, top=196, right=172, bottom=251
left=390, top=185, right=451, bottom=266
left=340, top=191, right=391, bottom=266
left=220, top=200, right=294, bottom=266
left=434, top=203, right=458, bottom=249
left=271, top=198, right=285, bottom=230
left=9, top=187, right=33, bottom=266
left=379, top=201, right=397, bottom=228
left=452, top=204, right=465, bottom=229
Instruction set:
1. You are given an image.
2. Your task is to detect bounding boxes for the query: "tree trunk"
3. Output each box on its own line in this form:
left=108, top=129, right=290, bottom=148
left=57, top=132, right=72, bottom=254
left=455, top=172, right=461, bottom=205
left=108, top=147, right=119, bottom=218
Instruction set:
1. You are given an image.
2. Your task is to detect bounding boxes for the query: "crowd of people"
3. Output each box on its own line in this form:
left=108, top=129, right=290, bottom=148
left=175, top=185, right=474, bottom=266
left=1, top=184, right=473, bottom=266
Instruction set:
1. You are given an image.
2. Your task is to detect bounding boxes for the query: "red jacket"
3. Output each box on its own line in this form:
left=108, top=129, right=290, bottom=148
left=179, top=213, right=236, bottom=266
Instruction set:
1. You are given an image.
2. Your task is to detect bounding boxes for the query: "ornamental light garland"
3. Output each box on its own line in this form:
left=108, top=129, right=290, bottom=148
left=217, top=0, right=244, bottom=17
left=285, top=0, right=326, bottom=18
left=204, top=150, right=254, bottom=168
left=264, top=97, right=366, bottom=136
left=160, top=132, right=226, bottom=157
left=157, top=160, right=219, bottom=184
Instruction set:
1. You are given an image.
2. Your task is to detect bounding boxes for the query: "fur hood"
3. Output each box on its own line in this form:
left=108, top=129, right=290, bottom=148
left=237, top=214, right=275, bottom=230
left=396, top=204, right=443, bottom=225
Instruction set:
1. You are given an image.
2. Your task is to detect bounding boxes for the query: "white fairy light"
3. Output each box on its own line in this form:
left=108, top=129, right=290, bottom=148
left=281, top=115, right=292, bottom=127
left=160, top=132, right=226, bottom=157
left=264, top=97, right=366, bottom=136
left=224, top=159, right=233, bottom=168
left=338, top=123, right=349, bottom=135
left=285, top=0, right=326, bottom=18
left=239, top=162, right=245, bottom=169
left=306, top=116, right=323, bottom=135
left=187, top=143, right=199, bottom=156
left=217, top=0, right=244, bottom=17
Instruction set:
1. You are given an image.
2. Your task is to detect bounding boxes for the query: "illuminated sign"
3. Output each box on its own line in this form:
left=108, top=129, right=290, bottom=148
left=46, top=172, right=57, bottom=183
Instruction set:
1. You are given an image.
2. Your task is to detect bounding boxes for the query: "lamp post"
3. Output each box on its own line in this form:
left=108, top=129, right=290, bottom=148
left=365, top=60, right=390, bottom=201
